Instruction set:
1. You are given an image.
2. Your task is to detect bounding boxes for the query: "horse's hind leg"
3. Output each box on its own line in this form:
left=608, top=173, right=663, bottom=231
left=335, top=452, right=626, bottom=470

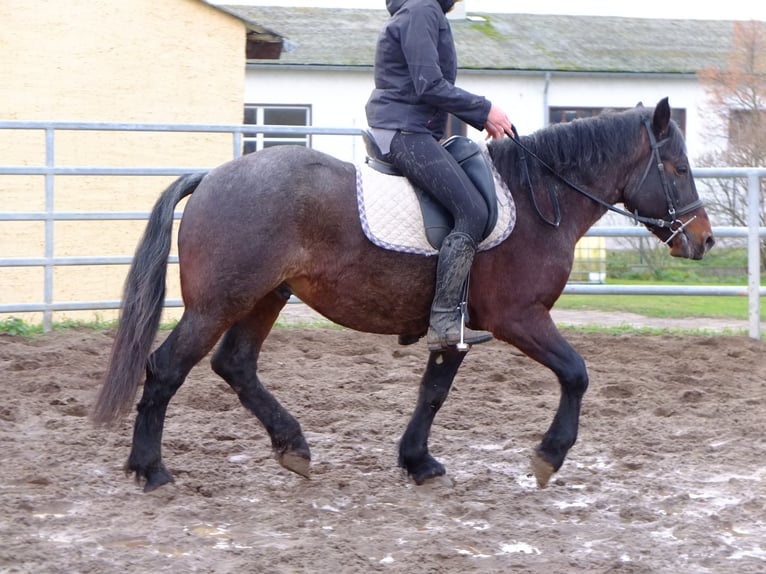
left=211, top=290, right=311, bottom=478
left=399, top=349, right=466, bottom=484
left=128, top=311, right=225, bottom=492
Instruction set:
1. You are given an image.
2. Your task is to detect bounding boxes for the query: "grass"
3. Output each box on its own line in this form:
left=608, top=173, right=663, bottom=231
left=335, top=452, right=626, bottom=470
left=561, top=246, right=764, bottom=322
left=0, top=316, right=120, bottom=337
left=556, top=293, right=762, bottom=321
left=0, top=317, right=38, bottom=337
left=557, top=323, right=745, bottom=337
left=0, top=314, right=340, bottom=337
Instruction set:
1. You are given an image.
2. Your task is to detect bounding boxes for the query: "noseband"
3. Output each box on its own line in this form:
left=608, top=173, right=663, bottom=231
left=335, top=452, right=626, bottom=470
left=511, top=119, right=704, bottom=244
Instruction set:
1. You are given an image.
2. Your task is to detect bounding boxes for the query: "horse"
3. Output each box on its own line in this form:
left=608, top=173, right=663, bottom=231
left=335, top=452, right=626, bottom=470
left=93, top=98, right=714, bottom=492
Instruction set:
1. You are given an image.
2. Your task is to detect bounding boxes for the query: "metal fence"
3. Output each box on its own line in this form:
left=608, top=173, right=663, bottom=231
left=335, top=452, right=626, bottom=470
left=1, top=121, right=764, bottom=338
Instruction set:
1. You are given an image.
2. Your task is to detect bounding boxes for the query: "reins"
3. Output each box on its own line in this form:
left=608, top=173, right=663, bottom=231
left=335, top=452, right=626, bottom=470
left=514, top=125, right=561, bottom=228
left=508, top=121, right=703, bottom=244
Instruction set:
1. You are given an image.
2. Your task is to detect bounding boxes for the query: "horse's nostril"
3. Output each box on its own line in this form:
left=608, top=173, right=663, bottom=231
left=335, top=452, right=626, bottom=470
left=705, top=235, right=715, bottom=252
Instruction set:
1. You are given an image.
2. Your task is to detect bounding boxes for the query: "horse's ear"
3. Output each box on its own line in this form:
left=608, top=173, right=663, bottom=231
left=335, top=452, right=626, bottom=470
left=652, top=97, right=671, bottom=138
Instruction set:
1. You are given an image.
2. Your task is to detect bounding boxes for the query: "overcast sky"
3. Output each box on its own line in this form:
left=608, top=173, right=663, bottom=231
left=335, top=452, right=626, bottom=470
left=216, top=0, right=766, bottom=21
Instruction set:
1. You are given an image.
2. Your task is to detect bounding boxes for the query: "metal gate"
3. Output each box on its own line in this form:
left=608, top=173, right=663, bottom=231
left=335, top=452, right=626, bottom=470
left=1, top=121, right=763, bottom=337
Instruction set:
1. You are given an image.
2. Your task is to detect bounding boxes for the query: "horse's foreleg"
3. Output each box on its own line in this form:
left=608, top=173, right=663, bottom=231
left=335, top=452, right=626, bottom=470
left=507, top=316, right=589, bottom=488
left=399, top=348, right=466, bottom=484
left=128, top=312, right=222, bottom=492
left=211, top=291, right=311, bottom=478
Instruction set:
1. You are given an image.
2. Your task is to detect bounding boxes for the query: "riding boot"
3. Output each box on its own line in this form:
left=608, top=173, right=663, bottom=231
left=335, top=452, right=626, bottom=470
left=427, top=232, right=493, bottom=352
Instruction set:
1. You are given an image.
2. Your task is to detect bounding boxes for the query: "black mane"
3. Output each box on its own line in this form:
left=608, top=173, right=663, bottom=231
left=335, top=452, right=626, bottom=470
left=488, top=107, right=683, bottom=187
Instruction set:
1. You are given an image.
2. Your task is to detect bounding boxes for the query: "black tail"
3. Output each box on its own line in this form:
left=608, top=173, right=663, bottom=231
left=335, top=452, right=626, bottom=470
left=92, top=172, right=206, bottom=425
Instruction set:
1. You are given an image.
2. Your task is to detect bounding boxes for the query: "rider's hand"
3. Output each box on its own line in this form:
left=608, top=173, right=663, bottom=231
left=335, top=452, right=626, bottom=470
left=484, top=104, right=514, bottom=140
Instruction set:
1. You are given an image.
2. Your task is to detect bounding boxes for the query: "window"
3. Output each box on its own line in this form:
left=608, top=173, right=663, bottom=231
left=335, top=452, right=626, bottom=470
left=243, top=105, right=311, bottom=154
left=549, top=106, right=687, bottom=135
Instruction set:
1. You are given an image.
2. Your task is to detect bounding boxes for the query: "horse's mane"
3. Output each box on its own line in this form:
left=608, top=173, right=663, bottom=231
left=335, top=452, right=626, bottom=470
left=488, top=106, right=684, bottom=186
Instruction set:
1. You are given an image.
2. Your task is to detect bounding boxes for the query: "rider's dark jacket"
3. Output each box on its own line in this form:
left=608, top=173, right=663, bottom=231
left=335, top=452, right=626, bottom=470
left=365, top=0, right=491, bottom=140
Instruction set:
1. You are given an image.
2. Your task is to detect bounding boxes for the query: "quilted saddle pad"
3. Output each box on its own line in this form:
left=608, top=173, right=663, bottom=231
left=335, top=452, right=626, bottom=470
left=355, top=155, right=516, bottom=256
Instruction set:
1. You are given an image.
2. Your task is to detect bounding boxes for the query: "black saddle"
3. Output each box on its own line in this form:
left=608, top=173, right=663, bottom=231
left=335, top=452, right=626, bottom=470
left=362, top=130, right=498, bottom=249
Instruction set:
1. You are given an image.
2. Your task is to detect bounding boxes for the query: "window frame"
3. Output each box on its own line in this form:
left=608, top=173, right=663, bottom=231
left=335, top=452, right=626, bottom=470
left=243, top=104, right=312, bottom=154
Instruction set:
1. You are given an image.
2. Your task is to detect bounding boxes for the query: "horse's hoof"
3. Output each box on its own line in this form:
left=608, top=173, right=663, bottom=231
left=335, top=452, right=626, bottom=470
left=277, top=450, right=311, bottom=478
left=402, top=454, right=446, bottom=485
left=273, top=433, right=311, bottom=478
left=531, top=450, right=555, bottom=488
left=412, top=465, right=446, bottom=485
left=131, top=462, right=174, bottom=493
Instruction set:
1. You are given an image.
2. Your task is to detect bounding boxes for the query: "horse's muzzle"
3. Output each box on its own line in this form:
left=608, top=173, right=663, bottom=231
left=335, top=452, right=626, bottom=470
left=668, top=214, right=715, bottom=260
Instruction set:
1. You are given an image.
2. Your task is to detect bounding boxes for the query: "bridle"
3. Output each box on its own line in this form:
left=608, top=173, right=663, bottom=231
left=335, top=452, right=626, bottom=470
left=510, top=118, right=704, bottom=245
left=630, top=118, right=704, bottom=243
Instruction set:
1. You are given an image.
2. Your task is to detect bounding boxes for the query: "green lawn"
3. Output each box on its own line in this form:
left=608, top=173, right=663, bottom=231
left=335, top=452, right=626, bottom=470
left=556, top=292, right=763, bottom=321
left=560, top=246, right=764, bottom=321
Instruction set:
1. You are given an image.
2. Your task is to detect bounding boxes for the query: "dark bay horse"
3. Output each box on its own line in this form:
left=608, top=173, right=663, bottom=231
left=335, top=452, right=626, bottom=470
left=93, top=98, right=714, bottom=492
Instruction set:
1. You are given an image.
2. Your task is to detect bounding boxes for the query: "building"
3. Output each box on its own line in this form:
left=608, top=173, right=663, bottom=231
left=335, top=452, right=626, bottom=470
left=0, top=1, right=743, bottom=321
left=228, top=5, right=739, bottom=164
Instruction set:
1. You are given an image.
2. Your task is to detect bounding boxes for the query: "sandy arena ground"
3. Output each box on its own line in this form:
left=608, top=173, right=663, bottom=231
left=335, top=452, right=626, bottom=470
left=1, top=308, right=764, bottom=573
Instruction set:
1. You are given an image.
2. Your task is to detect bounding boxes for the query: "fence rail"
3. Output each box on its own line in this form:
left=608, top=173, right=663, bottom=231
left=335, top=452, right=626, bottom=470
left=1, top=120, right=763, bottom=338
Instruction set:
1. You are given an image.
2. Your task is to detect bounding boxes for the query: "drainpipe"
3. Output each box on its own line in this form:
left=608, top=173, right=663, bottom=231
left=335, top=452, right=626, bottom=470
left=543, top=71, right=551, bottom=127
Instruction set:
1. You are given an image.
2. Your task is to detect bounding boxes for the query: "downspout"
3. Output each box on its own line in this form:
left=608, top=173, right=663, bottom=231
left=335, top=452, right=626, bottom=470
left=543, top=71, right=551, bottom=127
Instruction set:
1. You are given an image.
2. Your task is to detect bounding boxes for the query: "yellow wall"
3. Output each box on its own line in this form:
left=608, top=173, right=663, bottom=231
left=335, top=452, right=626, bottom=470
left=0, top=0, right=244, bottom=123
left=0, top=0, right=247, bottom=324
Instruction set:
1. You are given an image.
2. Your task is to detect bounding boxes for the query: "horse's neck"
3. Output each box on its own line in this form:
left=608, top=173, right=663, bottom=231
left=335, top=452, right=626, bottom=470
left=517, top=129, right=646, bottom=237
left=512, top=142, right=629, bottom=238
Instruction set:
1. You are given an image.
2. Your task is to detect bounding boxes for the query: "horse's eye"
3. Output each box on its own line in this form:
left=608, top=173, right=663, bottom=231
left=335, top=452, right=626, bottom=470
left=675, top=165, right=689, bottom=176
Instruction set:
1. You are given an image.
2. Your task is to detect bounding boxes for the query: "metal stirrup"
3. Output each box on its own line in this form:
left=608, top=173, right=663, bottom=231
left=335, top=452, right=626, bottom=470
left=457, top=301, right=469, bottom=351
left=456, top=274, right=471, bottom=351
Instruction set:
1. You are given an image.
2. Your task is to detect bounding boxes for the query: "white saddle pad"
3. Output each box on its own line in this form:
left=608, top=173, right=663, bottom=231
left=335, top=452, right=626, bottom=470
left=355, top=150, right=516, bottom=256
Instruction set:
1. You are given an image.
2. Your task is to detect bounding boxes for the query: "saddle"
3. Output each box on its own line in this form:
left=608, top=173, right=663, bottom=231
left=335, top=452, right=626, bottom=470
left=362, top=130, right=499, bottom=249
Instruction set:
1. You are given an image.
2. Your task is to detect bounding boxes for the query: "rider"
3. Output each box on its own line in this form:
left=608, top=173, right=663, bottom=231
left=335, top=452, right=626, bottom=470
left=365, top=0, right=515, bottom=351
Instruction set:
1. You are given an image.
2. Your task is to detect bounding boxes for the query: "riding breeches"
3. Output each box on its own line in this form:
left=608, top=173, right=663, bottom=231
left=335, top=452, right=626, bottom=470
left=387, top=131, right=488, bottom=243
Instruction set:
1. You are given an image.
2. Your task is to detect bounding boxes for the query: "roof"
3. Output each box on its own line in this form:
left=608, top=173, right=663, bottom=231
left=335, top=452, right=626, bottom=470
left=205, top=1, right=286, bottom=59
left=220, top=6, right=738, bottom=74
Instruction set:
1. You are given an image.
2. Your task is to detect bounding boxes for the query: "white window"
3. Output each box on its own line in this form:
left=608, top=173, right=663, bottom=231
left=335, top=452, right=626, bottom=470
left=243, top=105, right=312, bottom=154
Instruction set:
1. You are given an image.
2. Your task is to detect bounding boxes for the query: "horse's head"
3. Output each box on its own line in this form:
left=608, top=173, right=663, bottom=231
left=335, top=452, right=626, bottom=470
left=623, top=98, right=714, bottom=260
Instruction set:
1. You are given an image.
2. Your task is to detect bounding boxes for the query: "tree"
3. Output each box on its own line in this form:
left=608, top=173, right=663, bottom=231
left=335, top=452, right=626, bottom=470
left=696, top=20, right=766, bottom=266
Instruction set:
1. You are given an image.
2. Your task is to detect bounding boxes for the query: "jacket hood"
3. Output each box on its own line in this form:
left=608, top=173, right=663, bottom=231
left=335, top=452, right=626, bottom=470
left=386, top=0, right=456, bottom=16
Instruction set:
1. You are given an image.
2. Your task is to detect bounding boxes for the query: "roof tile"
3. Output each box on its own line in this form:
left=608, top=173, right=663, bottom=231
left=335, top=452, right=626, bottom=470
left=222, top=6, right=735, bottom=73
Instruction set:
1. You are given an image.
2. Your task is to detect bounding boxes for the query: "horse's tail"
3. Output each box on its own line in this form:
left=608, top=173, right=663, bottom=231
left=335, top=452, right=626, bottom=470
left=92, top=172, right=206, bottom=425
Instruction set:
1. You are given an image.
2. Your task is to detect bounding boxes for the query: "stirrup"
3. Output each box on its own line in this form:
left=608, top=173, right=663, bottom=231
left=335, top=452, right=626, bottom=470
left=456, top=301, right=471, bottom=351
left=426, top=303, right=492, bottom=352
left=426, top=325, right=493, bottom=352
